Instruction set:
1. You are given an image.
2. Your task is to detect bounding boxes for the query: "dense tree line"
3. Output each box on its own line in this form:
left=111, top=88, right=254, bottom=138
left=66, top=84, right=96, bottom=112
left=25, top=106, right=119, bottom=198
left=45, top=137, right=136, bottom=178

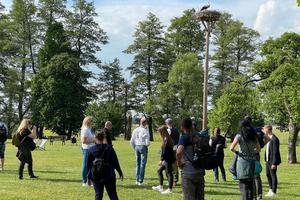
left=0, top=2, right=299, bottom=162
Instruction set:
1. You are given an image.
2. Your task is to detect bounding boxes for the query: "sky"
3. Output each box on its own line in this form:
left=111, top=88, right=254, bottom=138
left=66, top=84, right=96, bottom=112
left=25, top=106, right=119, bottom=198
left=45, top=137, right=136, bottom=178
left=2, top=0, right=300, bottom=80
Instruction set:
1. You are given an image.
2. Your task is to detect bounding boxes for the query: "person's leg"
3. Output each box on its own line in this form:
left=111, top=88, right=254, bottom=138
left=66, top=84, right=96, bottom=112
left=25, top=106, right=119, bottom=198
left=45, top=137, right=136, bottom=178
left=219, top=156, right=226, bottom=181
left=81, top=148, right=88, bottom=184
left=270, top=167, right=278, bottom=193
left=135, top=146, right=141, bottom=183
left=27, top=152, right=35, bottom=177
left=195, top=175, right=205, bottom=200
left=255, top=176, right=263, bottom=199
left=248, top=178, right=254, bottom=200
left=18, top=160, right=25, bottom=179
left=166, top=163, right=174, bottom=190
left=172, top=161, right=179, bottom=184
left=105, top=178, right=119, bottom=200
left=0, top=144, right=5, bottom=170
left=157, top=164, right=165, bottom=186
left=93, top=181, right=105, bottom=200
left=139, top=146, right=148, bottom=183
left=239, top=179, right=249, bottom=200
left=213, top=167, right=219, bottom=182
left=266, top=163, right=272, bottom=192
left=182, top=174, right=196, bottom=200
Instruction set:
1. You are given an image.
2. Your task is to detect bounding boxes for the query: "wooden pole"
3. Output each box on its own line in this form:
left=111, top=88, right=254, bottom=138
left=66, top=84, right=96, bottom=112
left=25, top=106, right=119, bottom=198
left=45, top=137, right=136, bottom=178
left=202, top=29, right=210, bottom=129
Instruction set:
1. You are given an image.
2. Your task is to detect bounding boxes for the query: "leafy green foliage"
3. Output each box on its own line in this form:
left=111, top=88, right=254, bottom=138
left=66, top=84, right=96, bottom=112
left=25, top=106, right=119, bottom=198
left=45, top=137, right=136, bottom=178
left=32, top=53, right=92, bottom=135
left=85, top=101, right=124, bottom=136
left=208, top=77, right=260, bottom=138
left=97, top=58, right=125, bottom=102
left=145, top=53, right=203, bottom=127
left=124, top=12, right=165, bottom=107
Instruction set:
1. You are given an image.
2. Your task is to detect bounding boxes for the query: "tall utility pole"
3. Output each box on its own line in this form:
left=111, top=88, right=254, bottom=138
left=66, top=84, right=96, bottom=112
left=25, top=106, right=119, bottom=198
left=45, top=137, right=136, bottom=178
left=196, top=8, right=221, bottom=129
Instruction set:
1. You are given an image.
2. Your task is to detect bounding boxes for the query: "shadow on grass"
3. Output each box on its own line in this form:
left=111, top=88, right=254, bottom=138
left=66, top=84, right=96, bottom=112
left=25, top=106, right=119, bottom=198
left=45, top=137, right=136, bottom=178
left=40, top=178, right=81, bottom=183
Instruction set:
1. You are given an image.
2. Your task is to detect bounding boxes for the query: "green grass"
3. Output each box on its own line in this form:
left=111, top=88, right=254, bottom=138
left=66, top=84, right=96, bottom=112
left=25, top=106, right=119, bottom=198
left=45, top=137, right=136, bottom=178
left=0, top=132, right=299, bottom=200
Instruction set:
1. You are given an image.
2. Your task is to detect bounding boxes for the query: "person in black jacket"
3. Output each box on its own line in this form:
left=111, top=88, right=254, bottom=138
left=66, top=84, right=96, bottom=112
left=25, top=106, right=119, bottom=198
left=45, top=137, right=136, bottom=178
left=87, top=131, right=123, bottom=200
left=103, top=121, right=114, bottom=145
left=152, top=125, right=175, bottom=194
left=210, top=128, right=226, bottom=182
left=16, top=119, right=38, bottom=180
left=263, top=125, right=281, bottom=197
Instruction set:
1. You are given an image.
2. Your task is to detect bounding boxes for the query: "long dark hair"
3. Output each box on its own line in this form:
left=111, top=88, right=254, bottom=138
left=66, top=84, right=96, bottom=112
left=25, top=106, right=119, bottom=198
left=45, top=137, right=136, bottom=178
left=239, top=120, right=257, bottom=142
left=158, top=125, right=173, bottom=148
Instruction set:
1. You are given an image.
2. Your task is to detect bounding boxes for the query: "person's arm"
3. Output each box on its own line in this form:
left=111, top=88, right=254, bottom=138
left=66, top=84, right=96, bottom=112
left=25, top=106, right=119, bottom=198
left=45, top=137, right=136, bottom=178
left=176, top=145, right=185, bottom=169
left=230, top=136, right=239, bottom=154
left=272, top=138, right=280, bottom=169
left=28, top=126, right=37, bottom=139
left=112, top=149, right=123, bottom=180
left=130, top=131, right=136, bottom=149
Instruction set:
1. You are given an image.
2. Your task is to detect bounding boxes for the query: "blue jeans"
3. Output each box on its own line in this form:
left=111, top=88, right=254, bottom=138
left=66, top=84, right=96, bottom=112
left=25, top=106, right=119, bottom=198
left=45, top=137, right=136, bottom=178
left=0, top=143, right=5, bottom=159
left=82, top=148, right=89, bottom=183
left=135, top=145, right=148, bottom=183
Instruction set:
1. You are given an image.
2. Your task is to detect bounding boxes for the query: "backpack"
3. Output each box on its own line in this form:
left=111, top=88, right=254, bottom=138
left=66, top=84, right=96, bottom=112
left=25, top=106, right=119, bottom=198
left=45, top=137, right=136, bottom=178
left=187, top=132, right=218, bottom=170
left=0, top=124, right=8, bottom=143
left=91, top=147, right=110, bottom=182
left=12, top=133, right=21, bottom=147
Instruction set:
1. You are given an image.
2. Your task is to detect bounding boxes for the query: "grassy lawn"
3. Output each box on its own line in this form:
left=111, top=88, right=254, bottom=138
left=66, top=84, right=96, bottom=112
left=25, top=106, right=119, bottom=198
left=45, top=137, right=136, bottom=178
left=0, top=132, right=299, bottom=200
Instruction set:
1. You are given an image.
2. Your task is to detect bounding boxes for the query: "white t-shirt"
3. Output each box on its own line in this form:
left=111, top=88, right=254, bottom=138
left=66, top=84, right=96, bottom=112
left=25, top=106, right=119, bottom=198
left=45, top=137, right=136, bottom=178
left=81, top=127, right=95, bottom=149
left=130, top=126, right=150, bottom=148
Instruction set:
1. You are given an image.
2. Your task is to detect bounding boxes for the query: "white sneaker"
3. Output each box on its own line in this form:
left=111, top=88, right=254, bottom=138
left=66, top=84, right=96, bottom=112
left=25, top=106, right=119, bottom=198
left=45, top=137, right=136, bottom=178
left=161, top=189, right=172, bottom=194
left=82, top=183, right=88, bottom=187
left=152, top=185, right=163, bottom=192
left=138, top=182, right=145, bottom=186
left=265, top=190, right=276, bottom=197
left=135, top=181, right=139, bottom=185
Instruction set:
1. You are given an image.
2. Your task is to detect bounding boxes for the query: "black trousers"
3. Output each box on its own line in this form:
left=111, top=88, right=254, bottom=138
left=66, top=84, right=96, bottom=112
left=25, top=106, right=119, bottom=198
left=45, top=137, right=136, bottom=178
left=253, top=176, right=262, bottom=199
left=266, top=162, right=278, bottom=193
left=18, top=150, right=34, bottom=178
left=239, top=178, right=254, bottom=200
left=93, top=177, right=118, bottom=200
left=213, top=155, right=226, bottom=181
left=182, top=173, right=205, bottom=200
left=158, top=161, right=173, bottom=189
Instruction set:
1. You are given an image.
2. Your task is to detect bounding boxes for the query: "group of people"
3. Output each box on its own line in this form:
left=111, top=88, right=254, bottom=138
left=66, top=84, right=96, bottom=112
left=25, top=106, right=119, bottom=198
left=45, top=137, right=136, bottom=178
left=0, top=115, right=281, bottom=200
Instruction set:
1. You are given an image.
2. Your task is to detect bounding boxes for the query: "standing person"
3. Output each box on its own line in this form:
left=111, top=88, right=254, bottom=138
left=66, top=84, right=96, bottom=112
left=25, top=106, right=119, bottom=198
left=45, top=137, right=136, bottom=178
left=87, top=131, right=123, bottom=200
left=103, top=121, right=114, bottom=145
left=130, top=116, right=150, bottom=186
left=263, top=125, right=281, bottom=197
left=176, top=118, right=205, bottom=200
left=230, top=120, right=260, bottom=200
left=152, top=125, right=175, bottom=194
left=0, top=121, right=8, bottom=171
left=165, top=118, right=180, bottom=185
left=16, top=119, right=38, bottom=179
left=210, top=127, right=226, bottom=183
left=81, top=116, right=95, bottom=187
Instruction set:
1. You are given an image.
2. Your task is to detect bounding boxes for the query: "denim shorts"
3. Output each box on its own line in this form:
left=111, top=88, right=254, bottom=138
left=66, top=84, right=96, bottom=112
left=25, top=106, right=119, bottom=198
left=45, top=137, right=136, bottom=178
left=0, top=143, right=5, bottom=159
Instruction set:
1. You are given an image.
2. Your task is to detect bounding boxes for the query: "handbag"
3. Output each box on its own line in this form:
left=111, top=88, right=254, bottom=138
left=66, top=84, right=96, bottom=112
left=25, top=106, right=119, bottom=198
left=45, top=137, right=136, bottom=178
left=255, top=160, right=262, bottom=175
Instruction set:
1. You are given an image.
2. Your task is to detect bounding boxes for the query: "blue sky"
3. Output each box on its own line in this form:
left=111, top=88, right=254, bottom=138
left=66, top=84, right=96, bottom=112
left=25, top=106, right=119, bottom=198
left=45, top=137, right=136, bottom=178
left=2, top=0, right=300, bottom=80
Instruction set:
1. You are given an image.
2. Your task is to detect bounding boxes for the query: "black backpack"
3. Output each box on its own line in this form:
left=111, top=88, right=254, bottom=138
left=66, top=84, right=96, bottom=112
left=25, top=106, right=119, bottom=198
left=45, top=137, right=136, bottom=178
left=187, top=132, right=218, bottom=170
left=0, top=124, right=8, bottom=143
left=91, top=147, right=110, bottom=182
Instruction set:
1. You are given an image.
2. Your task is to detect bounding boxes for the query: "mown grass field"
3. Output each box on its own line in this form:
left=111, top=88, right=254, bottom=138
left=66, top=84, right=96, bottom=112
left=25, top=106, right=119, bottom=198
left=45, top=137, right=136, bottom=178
left=0, top=132, right=299, bottom=200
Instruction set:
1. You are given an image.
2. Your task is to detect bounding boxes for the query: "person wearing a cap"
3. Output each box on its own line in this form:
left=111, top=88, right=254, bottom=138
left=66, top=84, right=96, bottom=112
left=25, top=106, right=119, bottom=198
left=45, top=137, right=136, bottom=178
left=165, top=118, right=180, bottom=185
left=130, top=116, right=150, bottom=186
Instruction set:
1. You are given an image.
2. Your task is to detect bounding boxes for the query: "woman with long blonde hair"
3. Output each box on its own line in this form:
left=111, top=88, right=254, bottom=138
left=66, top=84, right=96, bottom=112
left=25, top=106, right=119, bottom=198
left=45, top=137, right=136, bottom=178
left=152, top=125, right=175, bottom=194
left=16, top=119, right=38, bottom=180
left=81, top=116, right=95, bottom=187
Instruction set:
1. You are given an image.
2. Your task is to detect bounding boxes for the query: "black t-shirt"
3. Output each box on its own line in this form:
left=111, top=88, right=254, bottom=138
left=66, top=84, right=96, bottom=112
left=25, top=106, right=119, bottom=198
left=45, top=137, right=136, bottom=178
left=211, top=135, right=226, bottom=156
left=169, top=127, right=180, bottom=146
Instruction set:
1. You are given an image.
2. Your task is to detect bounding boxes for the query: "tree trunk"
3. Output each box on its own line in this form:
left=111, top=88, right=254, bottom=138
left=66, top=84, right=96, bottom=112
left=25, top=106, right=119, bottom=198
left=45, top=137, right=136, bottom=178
left=288, top=122, right=299, bottom=163
left=18, top=58, right=26, bottom=121
left=148, top=116, right=154, bottom=141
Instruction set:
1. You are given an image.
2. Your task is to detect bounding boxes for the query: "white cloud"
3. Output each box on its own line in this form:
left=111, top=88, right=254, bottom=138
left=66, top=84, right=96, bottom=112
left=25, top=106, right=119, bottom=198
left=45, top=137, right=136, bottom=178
left=254, top=0, right=300, bottom=39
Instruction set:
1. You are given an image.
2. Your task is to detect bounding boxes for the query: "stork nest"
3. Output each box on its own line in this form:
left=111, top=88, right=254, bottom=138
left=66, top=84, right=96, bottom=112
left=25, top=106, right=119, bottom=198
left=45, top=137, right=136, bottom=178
left=195, top=10, right=221, bottom=22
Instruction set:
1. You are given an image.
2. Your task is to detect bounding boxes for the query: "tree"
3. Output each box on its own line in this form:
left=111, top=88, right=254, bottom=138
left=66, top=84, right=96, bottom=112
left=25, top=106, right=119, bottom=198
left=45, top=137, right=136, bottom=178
left=10, top=0, right=39, bottom=121
left=66, top=0, right=108, bottom=67
left=145, top=53, right=203, bottom=127
left=255, top=32, right=300, bottom=163
left=97, top=58, right=124, bottom=102
left=211, top=13, right=260, bottom=103
left=85, top=101, right=124, bottom=137
left=37, top=0, right=67, bottom=26
left=124, top=12, right=165, bottom=108
left=208, top=77, right=260, bottom=139
left=31, top=53, right=92, bottom=136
